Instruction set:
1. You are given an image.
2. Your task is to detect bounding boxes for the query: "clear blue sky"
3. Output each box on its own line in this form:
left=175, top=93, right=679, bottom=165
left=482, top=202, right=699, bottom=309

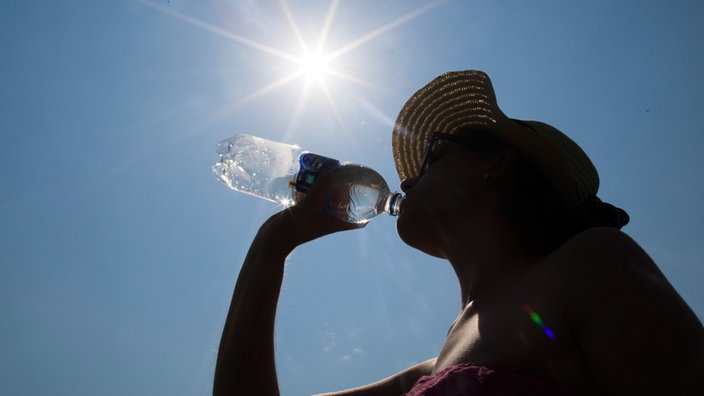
left=2, top=1, right=703, bottom=395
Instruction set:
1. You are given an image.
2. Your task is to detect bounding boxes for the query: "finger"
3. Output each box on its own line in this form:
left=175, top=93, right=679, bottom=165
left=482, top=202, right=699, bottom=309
left=297, top=170, right=333, bottom=209
left=309, top=171, right=334, bottom=199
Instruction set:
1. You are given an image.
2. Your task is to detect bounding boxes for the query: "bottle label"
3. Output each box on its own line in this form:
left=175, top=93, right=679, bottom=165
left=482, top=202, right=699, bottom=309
left=295, top=153, right=340, bottom=194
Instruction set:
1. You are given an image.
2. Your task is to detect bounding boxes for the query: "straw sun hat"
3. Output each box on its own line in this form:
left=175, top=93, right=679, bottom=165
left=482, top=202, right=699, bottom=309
left=391, top=70, right=600, bottom=214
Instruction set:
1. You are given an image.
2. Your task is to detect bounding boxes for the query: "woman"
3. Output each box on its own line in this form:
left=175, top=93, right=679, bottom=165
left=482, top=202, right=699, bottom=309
left=213, top=70, right=703, bottom=395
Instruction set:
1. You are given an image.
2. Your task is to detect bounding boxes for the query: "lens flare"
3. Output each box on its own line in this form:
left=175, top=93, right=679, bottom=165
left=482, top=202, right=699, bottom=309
left=523, top=305, right=556, bottom=340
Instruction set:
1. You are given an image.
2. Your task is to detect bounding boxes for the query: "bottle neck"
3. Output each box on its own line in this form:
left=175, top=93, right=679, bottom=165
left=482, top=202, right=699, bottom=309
left=385, top=192, right=404, bottom=216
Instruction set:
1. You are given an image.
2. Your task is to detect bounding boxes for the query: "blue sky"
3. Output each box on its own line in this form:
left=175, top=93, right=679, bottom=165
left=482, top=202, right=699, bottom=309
left=1, top=0, right=703, bottom=395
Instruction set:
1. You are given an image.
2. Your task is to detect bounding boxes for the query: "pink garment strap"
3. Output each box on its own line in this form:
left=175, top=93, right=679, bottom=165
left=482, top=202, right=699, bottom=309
left=403, top=364, right=593, bottom=396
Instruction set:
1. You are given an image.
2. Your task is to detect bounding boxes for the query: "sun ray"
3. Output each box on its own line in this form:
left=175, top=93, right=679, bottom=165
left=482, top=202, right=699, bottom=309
left=354, top=95, right=396, bottom=129
left=279, top=0, right=310, bottom=53
left=285, top=81, right=313, bottom=136
left=138, top=0, right=298, bottom=62
left=325, top=68, right=385, bottom=91
left=316, top=0, right=340, bottom=52
left=327, top=0, right=445, bottom=60
left=319, top=82, right=347, bottom=134
left=140, top=0, right=446, bottom=136
left=235, top=72, right=303, bottom=106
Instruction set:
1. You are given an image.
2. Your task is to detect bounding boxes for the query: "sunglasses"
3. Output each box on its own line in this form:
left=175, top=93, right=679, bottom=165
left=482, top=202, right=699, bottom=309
left=416, top=125, right=525, bottom=179
left=417, top=132, right=476, bottom=178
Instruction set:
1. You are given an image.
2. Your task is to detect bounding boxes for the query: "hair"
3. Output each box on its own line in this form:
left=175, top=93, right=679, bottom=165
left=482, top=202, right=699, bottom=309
left=506, top=155, right=575, bottom=254
left=455, top=127, right=628, bottom=254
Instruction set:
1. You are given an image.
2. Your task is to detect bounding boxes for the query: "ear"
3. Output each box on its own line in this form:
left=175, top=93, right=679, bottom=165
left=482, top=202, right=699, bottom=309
left=484, top=147, right=520, bottom=183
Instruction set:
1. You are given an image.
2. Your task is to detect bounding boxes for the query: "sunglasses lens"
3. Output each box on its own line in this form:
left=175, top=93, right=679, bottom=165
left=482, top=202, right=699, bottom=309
left=418, top=134, right=441, bottom=177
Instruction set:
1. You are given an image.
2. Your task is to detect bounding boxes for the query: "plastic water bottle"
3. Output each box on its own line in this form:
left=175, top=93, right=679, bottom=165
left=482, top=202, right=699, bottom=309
left=212, top=134, right=404, bottom=224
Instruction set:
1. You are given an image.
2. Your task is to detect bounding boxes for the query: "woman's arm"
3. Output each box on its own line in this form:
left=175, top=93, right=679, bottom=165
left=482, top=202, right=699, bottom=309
left=315, top=358, right=436, bottom=396
left=213, top=174, right=363, bottom=395
left=213, top=212, right=291, bottom=396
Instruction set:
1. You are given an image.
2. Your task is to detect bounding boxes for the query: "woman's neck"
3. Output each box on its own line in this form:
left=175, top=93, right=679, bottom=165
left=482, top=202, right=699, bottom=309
left=442, top=214, right=544, bottom=307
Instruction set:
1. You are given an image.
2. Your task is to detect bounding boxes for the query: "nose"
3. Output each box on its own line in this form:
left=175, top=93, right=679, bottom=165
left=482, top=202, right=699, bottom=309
left=400, top=176, right=419, bottom=193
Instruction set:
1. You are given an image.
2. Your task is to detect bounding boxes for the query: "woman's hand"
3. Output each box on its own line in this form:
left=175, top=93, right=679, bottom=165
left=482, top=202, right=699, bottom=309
left=260, top=171, right=365, bottom=252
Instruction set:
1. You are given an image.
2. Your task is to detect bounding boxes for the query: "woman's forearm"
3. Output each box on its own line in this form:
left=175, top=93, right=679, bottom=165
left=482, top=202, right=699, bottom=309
left=213, top=214, right=296, bottom=396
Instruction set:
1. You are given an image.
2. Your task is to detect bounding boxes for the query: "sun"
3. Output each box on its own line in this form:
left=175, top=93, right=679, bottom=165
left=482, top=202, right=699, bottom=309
left=296, top=50, right=331, bottom=83
left=139, top=0, right=444, bottom=128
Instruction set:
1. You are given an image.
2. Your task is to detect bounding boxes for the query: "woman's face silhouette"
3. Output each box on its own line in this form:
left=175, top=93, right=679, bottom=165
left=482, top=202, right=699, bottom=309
left=396, top=142, right=495, bottom=258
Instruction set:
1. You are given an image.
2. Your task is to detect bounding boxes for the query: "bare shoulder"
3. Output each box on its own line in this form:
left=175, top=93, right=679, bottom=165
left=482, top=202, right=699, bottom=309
left=554, top=226, right=650, bottom=267
left=549, top=227, right=667, bottom=293
left=551, top=227, right=704, bottom=394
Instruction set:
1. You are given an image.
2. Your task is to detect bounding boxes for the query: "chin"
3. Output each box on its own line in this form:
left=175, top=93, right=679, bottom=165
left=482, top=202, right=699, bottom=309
left=396, top=213, right=447, bottom=259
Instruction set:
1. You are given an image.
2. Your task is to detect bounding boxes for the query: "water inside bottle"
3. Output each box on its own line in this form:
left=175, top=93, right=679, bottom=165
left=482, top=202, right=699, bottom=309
left=321, top=164, right=394, bottom=223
